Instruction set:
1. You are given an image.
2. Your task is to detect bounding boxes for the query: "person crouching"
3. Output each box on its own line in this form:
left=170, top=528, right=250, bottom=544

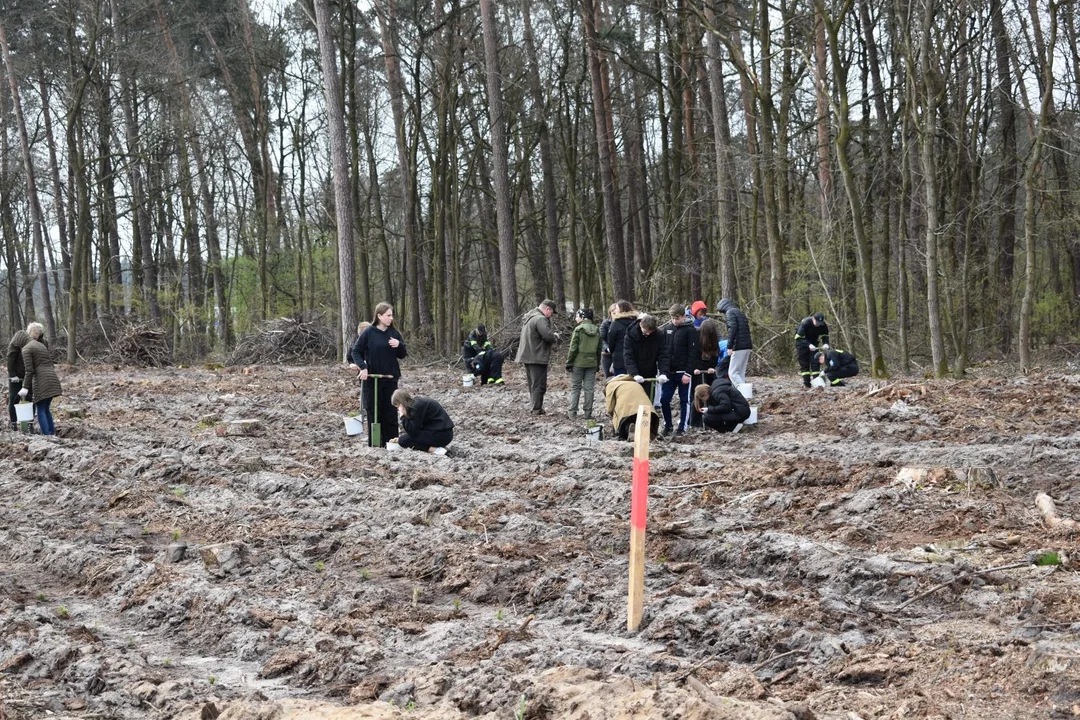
left=390, top=389, right=454, bottom=455
left=816, top=348, right=859, bottom=386
left=693, top=377, right=750, bottom=433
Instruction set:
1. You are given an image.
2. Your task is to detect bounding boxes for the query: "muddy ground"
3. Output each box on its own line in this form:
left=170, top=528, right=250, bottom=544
left=1, top=361, right=1078, bottom=719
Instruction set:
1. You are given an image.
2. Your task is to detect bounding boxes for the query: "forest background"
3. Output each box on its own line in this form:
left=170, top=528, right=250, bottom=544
left=0, top=0, right=1076, bottom=378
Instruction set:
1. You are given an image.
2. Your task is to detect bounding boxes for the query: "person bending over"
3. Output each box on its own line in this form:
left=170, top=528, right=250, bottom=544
left=816, top=348, right=859, bottom=386
left=462, top=324, right=505, bottom=384
left=390, top=389, right=454, bottom=455
left=694, top=377, right=750, bottom=433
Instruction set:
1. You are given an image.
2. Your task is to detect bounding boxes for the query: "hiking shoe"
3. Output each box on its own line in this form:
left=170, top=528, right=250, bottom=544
left=567, top=410, right=578, bottom=419
left=832, top=380, right=846, bottom=387
left=661, top=425, right=673, bottom=436
left=531, top=409, right=546, bottom=415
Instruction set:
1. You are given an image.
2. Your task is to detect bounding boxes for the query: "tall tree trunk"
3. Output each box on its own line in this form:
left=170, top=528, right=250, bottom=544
left=704, top=0, right=737, bottom=299
left=990, top=0, right=1019, bottom=353
left=582, top=0, right=630, bottom=300
left=312, top=0, right=360, bottom=356
left=479, top=0, right=520, bottom=323
left=0, top=19, right=56, bottom=341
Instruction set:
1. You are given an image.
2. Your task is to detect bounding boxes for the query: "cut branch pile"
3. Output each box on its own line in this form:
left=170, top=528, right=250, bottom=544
left=110, top=323, right=171, bottom=367
left=226, top=317, right=336, bottom=366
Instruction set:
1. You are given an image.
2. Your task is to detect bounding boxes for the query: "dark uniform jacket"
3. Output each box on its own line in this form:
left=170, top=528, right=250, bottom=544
left=821, top=348, right=859, bottom=378
left=794, top=316, right=830, bottom=348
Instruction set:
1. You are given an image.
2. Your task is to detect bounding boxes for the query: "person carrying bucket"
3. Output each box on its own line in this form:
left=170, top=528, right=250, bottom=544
left=351, top=303, right=407, bottom=446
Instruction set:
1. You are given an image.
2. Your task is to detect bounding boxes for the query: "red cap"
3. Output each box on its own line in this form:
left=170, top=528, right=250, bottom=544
left=691, top=301, right=708, bottom=316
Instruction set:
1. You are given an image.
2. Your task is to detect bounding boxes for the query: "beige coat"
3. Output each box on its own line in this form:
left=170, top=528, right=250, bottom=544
left=604, top=375, right=659, bottom=440
left=22, top=339, right=62, bottom=402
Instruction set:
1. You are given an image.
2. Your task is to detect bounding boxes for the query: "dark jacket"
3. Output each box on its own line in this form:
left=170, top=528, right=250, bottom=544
left=623, top=321, right=670, bottom=379
left=7, top=330, right=31, bottom=379
left=669, top=322, right=699, bottom=375
left=794, top=316, right=829, bottom=348
left=566, top=319, right=602, bottom=369
left=821, top=348, right=859, bottom=378
left=352, top=325, right=407, bottom=378
left=515, top=308, right=558, bottom=364
left=599, top=317, right=613, bottom=356
left=605, top=313, right=637, bottom=370
left=717, top=299, right=752, bottom=351
left=703, top=378, right=751, bottom=426
left=22, top=338, right=62, bottom=402
left=463, top=329, right=494, bottom=365
left=402, top=397, right=454, bottom=436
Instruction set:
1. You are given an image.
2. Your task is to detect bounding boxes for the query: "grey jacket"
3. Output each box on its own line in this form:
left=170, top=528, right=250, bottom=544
left=515, top=308, right=558, bottom=364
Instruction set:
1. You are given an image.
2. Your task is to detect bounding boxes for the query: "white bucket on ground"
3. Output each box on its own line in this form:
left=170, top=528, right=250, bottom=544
left=737, top=383, right=753, bottom=399
left=343, top=416, right=364, bottom=436
left=811, top=376, right=827, bottom=389
left=386, top=439, right=403, bottom=452
left=746, top=406, right=758, bottom=425
left=462, top=374, right=475, bottom=387
left=15, top=403, right=33, bottom=423
left=585, top=425, right=602, bottom=443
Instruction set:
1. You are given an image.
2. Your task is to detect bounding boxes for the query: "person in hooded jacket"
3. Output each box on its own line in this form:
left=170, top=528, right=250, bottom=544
left=389, top=389, right=454, bottom=454
left=694, top=377, right=751, bottom=433
left=623, top=314, right=670, bottom=403
left=716, top=298, right=752, bottom=386
left=18, top=322, right=61, bottom=436
left=462, top=324, right=505, bottom=385
left=565, top=308, right=602, bottom=419
left=794, top=312, right=830, bottom=388
left=604, top=300, right=637, bottom=377
left=816, top=347, right=859, bottom=386
left=7, top=329, right=32, bottom=430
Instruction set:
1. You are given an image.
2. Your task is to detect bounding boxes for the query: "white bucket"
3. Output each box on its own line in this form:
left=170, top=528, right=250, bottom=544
left=746, top=406, right=758, bottom=425
left=585, top=425, right=602, bottom=443
left=343, top=416, right=364, bottom=436
left=811, top=376, right=827, bottom=389
left=386, top=439, right=403, bottom=452
left=15, top=403, right=33, bottom=423
left=462, top=374, right=475, bottom=387
left=737, top=383, right=753, bottom=399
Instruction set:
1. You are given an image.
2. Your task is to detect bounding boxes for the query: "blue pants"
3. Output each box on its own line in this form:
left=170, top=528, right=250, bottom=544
left=659, top=374, right=692, bottom=432
left=36, top=397, right=55, bottom=436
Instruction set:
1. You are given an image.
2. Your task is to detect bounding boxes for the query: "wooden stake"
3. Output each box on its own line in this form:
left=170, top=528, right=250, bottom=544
left=628, top=404, right=650, bottom=631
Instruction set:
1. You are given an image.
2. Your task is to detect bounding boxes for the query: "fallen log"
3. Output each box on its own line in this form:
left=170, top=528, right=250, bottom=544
left=1035, top=493, right=1079, bottom=532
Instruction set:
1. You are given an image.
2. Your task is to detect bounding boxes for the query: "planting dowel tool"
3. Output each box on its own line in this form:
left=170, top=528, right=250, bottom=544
left=627, top=404, right=650, bottom=631
left=363, top=373, right=393, bottom=446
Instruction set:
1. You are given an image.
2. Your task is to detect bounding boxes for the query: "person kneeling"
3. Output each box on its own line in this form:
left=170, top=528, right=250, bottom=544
left=694, top=377, right=750, bottom=433
left=604, top=374, right=660, bottom=440
left=462, top=324, right=505, bottom=385
left=816, top=348, right=859, bottom=387
left=390, top=389, right=454, bottom=455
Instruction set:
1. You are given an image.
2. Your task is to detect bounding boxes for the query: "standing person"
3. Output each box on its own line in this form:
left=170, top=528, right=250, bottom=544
left=565, top=308, right=602, bottom=419
left=352, top=303, right=407, bottom=446
left=794, top=312, right=830, bottom=388
left=816, top=347, right=859, bottom=386
left=7, top=328, right=32, bottom=431
left=693, top=377, right=751, bottom=433
left=599, top=303, right=618, bottom=377
left=605, top=300, right=637, bottom=377
left=389, top=389, right=454, bottom=455
left=347, top=321, right=372, bottom=422
left=716, top=298, right=752, bottom=387
left=659, top=304, right=692, bottom=436
left=515, top=299, right=560, bottom=415
left=686, top=319, right=722, bottom=430
left=623, top=314, right=669, bottom=403
left=18, top=322, right=61, bottom=436
left=462, top=324, right=505, bottom=385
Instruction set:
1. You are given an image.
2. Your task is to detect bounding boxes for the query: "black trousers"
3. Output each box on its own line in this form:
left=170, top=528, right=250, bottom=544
left=703, top=413, right=741, bottom=433
left=524, top=363, right=548, bottom=412
left=8, top=379, right=22, bottom=425
left=825, top=363, right=859, bottom=383
left=362, top=376, right=398, bottom=446
left=796, top=342, right=819, bottom=385
left=398, top=427, right=453, bottom=452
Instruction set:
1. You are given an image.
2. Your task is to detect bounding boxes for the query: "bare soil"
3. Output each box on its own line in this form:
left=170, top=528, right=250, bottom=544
left=1, top=362, right=1078, bottom=719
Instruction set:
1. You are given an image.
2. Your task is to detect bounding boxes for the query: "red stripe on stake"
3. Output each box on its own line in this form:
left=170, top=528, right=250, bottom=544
left=631, top=457, right=649, bottom=530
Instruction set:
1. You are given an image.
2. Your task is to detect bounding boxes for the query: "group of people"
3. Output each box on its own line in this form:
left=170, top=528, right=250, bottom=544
left=340, top=297, right=861, bottom=454
left=6, top=322, right=62, bottom=436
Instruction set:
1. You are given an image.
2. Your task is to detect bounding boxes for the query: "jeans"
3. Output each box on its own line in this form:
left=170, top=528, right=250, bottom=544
left=36, top=396, right=55, bottom=436
left=568, top=366, right=596, bottom=416
left=658, top=375, right=691, bottom=431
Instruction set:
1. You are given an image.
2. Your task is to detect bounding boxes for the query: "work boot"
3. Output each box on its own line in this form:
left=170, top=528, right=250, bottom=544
left=494, top=378, right=504, bottom=385
left=487, top=378, right=495, bottom=384
left=832, top=380, right=846, bottom=387
left=567, top=410, right=578, bottom=419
